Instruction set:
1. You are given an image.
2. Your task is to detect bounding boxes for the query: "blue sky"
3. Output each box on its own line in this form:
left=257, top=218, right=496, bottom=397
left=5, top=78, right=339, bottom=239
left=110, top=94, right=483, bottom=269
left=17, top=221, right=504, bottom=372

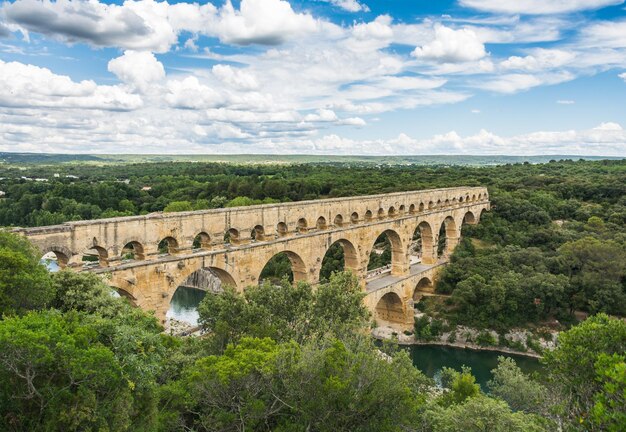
left=0, top=0, right=625, bottom=155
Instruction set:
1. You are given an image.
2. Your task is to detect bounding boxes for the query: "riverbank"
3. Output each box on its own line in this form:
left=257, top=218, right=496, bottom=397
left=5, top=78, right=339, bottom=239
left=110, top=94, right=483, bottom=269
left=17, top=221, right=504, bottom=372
left=372, top=324, right=555, bottom=359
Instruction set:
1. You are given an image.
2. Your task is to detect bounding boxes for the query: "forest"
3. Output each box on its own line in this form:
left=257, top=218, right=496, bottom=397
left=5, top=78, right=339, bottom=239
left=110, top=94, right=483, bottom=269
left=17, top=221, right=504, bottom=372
left=0, top=158, right=625, bottom=431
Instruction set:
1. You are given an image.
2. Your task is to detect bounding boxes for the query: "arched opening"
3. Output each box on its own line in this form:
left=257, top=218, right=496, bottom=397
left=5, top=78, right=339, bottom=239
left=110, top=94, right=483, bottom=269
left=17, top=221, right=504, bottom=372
left=334, top=214, right=344, bottom=227
left=399, top=204, right=405, bottom=215
left=41, top=250, right=69, bottom=271
left=437, top=216, right=458, bottom=259
left=167, top=267, right=237, bottom=329
left=319, top=239, right=359, bottom=282
left=350, top=212, right=359, bottom=224
left=452, top=197, right=457, bottom=205
left=472, top=194, right=476, bottom=202
left=158, top=236, right=179, bottom=255
left=276, top=222, right=288, bottom=237
left=259, top=251, right=307, bottom=285
left=81, top=246, right=108, bottom=268
left=251, top=225, right=265, bottom=241
left=409, top=204, right=416, bottom=214
left=388, top=206, right=397, bottom=217
left=444, top=199, right=450, bottom=207
left=121, top=241, right=145, bottom=261
left=375, top=292, right=406, bottom=324
left=364, top=210, right=373, bottom=222
left=436, top=199, right=441, bottom=208
left=225, top=228, right=239, bottom=244
left=367, top=229, right=404, bottom=276
left=459, top=196, right=464, bottom=203
left=193, top=232, right=211, bottom=250
left=413, top=277, right=434, bottom=302
left=377, top=208, right=385, bottom=219
left=463, top=211, right=476, bottom=225
left=466, top=195, right=470, bottom=203
left=478, top=193, right=482, bottom=200
left=419, top=202, right=425, bottom=212
left=411, top=221, right=435, bottom=264
left=316, top=216, right=327, bottom=230
left=113, top=287, right=137, bottom=305
left=428, top=201, right=434, bottom=209
left=297, top=218, right=308, bottom=233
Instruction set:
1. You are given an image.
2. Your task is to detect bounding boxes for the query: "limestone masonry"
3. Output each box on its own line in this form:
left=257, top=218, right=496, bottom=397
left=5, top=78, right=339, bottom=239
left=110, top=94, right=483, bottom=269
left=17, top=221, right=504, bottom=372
left=16, top=187, right=490, bottom=327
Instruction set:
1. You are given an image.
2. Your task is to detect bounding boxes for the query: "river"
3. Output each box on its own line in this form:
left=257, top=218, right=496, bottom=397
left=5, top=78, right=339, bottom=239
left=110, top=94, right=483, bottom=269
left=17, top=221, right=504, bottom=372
left=168, top=286, right=541, bottom=387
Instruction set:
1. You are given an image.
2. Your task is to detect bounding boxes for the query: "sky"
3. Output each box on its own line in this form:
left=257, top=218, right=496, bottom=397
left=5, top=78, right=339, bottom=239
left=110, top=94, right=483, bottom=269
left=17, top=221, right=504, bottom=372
left=0, top=0, right=625, bottom=156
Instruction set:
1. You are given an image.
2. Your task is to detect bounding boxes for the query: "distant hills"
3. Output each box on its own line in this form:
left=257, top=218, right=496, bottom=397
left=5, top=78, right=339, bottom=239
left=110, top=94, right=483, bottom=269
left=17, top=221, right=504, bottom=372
left=0, top=152, right=623, bottom=166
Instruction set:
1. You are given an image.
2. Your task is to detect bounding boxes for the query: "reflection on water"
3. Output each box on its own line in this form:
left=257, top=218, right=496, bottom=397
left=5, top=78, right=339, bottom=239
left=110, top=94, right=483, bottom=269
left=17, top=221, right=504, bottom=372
left=166, top=286, right=206, bottom=325
left=409, top=344, right=543, bottom=390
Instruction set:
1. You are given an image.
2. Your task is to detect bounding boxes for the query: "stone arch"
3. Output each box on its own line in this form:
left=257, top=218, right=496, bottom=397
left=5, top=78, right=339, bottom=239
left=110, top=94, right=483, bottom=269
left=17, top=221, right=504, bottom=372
left=364, top=210, right=373, bottom=221
left=350, top=212, right=359, bottom=224
left=258, top=250, right=308, bottom=285
left=41, top=246, right=71, bottom=269
left=193, top=232, right=211, bottom=249
left=444, top=199, right=450, bottom=207
left=334, top=214, right=344, bottom=227
left=411, top=221, right=435, bottom=264
left=251, top=225, right=265, bottom=241
left=81, top=245, right=108, bottom=268
left=377, top=208, right=385, bottom=219
left=413, top=277, right=434, bottom=301
left=409, top=204, right=416, bottom=214
left=459, top=196, right=464, bottom=203
left=437, top=216, right=459, bottom=258
left=317, top=216, right=328, bottom=230
left=276, top=222, right=288, bottom=237
left=419, top=202, right=425, bottom=212
left=297, top=218, right=308, bottom=233
left=319, top=238, right=360, bottom=282
left=466, top=194, right=470, bottom=202
left=428, top=201, right=434, bottom=209
left=388, top=206, right=397, bottom=217
left=204, top=266, right=237, bottom=289
left=436, top=199, right=441, bottom=208
left=471, top=194, right=476, bottom=202
left=158, top=236, right=179, bottom=254
left=375, top=292, right=406, bottom=324
left=121, top=240, right=145, bottom=260
left=463, top=211, right=476, bottom=225
left=367, top=229, right=405, bottom=276
left=113, top=286, right=138, bottom=306
left=452, top=197, right=457, bottom=205
left=226, top=228, right=240, bottom=244
left=399, top=204, right=406, bottom=215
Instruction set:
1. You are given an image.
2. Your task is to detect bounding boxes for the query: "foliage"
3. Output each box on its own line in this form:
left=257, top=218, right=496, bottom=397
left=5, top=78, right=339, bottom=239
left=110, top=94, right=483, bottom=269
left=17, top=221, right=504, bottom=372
left=542, top=314, right=626, bottom=430
left=487, top=356, right=549, bottom=414
left=198, top=272, right=369, bottom=351
left=0, top=231, right=54, bottom=317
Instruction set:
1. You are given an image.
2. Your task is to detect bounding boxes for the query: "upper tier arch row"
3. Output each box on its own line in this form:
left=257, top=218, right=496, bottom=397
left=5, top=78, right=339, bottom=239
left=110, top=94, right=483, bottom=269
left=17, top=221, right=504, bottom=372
left=16, top=187, right=488, bottom=266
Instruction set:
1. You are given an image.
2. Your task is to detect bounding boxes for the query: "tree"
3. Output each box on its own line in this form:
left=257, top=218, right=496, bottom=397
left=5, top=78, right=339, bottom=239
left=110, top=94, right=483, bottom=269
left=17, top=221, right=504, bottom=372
left=590, top=353, right=626, bottom=431
left=0, top=231, right=54, bottom=317
left=163, top=201, right=193, bottom=212
left=543, top=314, right=626, bottom=429
left=488, top=356, right=548, bottom=414
left=0, top=311, right=134, bottom=431
left=439, top=366, right=480, bottom=406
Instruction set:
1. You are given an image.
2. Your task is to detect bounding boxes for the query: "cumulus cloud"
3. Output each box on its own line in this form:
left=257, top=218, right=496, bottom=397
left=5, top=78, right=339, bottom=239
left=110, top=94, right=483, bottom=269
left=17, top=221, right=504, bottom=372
left=165, top=76, right=223, bottom=109
left=620, top=72, right=626, bottom=82
left=107, top=51, right=165, bottom=92
left=460, top=0, right=624, bottom=15
left=326, top=0, right=369, bottom=13
left=580, top=19, right=626, bottom=48
left=500, top=49, right=575, bottom=71
left=212, top=64, right=259, bottom=90
left=213, top=0, right=321, bottom=45
left=412, top=25, right=487, bottom=63
left=0, top=59, right=142, bottom=110
left=557, top=100, right=575, bottom=104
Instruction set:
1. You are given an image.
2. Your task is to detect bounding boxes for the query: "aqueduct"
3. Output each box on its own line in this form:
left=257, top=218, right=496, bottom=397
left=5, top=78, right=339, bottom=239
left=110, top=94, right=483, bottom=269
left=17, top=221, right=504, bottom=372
left=15, top=187, right=489, bottom=328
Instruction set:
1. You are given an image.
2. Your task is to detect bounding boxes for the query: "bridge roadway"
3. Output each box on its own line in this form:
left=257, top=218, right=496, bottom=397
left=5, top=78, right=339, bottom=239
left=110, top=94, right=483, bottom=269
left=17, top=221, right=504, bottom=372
left=17, top=187, right=489, bottom=328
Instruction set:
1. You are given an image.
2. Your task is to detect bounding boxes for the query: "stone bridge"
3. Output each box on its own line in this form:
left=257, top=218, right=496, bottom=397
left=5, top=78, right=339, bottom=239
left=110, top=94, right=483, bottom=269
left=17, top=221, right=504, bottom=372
left=16, top=187, right=490, bottom=328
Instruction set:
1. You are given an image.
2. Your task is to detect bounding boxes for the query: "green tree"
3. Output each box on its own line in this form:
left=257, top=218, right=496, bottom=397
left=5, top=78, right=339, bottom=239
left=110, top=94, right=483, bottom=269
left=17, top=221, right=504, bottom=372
left=0, top=231, right=54, bottom=316
left=163, top=200, right=193, bottom=212
left=487, top=356, right=548, bottom=414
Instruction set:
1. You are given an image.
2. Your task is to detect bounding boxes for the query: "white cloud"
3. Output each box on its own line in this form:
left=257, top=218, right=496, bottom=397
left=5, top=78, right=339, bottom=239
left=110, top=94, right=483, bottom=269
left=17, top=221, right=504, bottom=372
left=620, top=72, right=626, bottom=81
left=212, top=64, right=259, bottom=90
left=107, top=51, right=165, bottom=92
left=412, top=25, right=487, bottom=63
left=213, top=0, right=321, bottom=45
left=478, top=72, right=574, bottom=93
left=501, top=49, right=575, bottom=71
left=165, top=76, right=223, bottom=109
left=557, top=100, right=575, bottom=104
left=471, top=109, right=481, bottom=114
left=326, top=0, right=369, bottom=13
left=580, top=19, right=626, bottom=48
left=0, top=59, right=142, bottom=110
left=460, top=0, right=624, bottom=15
